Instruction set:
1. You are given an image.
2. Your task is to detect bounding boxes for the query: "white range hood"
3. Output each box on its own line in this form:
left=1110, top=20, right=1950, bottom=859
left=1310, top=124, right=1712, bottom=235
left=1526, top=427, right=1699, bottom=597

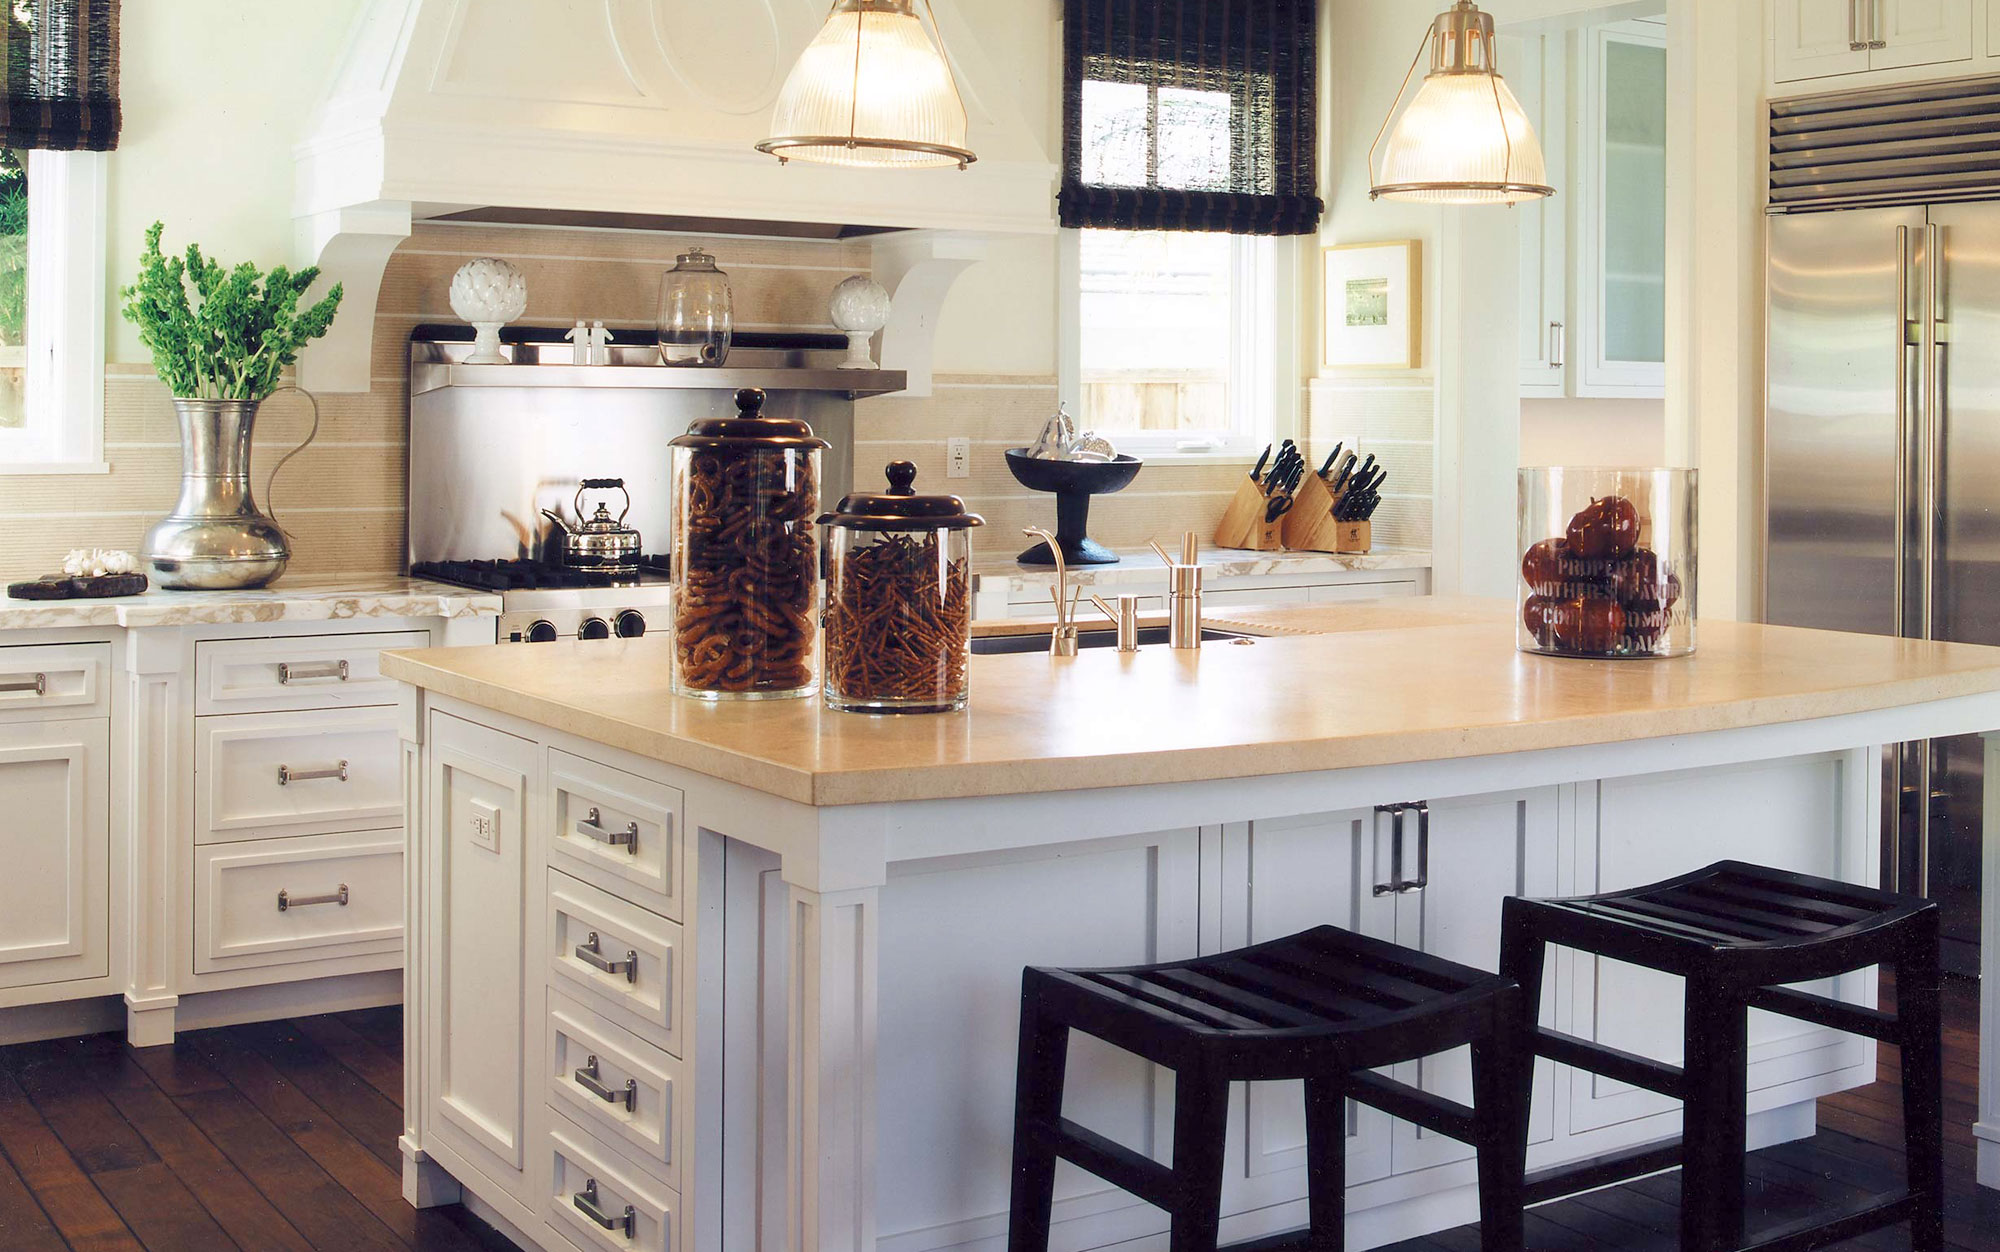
left=292, top=0, right=1057, bottom=392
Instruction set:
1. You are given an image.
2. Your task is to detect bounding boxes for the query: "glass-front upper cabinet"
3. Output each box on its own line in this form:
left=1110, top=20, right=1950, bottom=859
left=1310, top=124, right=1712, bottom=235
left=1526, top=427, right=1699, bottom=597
left=1580, top=20, right=1666, bottom=395
left=1514, top=17, right=1666, bottom=400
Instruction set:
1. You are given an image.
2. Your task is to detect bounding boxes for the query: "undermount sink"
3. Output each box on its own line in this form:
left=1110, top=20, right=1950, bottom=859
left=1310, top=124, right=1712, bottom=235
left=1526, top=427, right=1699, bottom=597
left=970, top=627, right=1249, bottom=655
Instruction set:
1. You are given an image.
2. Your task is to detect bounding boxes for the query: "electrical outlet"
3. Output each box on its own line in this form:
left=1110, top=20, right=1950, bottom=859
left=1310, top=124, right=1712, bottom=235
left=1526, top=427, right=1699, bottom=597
left=468, top=801, right=500, bottom=853
left=947, top=437, right=972, bottom=479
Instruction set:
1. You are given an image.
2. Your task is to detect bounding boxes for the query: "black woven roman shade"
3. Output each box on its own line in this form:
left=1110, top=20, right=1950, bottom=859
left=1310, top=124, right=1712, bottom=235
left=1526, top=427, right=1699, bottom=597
left=0, top=0, right=119, bottom=151
left=1060, top=0, right=1321, bottom=235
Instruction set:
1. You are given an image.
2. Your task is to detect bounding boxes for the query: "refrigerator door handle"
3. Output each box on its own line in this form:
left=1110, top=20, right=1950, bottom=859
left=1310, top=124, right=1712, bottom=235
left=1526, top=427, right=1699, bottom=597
left=1895, top=224, right=1911, bottom=643
left=1918, top=219, right=1944, bottom=899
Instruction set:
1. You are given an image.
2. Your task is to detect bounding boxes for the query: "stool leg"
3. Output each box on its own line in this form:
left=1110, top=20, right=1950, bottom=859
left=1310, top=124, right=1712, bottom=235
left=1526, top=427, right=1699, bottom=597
left=1679, top=975, right=1749, bottom=1252
left=1169, top=1064, right=1231, bottom=1252
left=1471, top=991, right=1528, bottom=1252
left=1900, top=918, right=1945, bottom=1252
left=1007, top=990, right=1070, bottom=1252
left=1302, top=1078, right=1346, bottom=1252
left=1497, top=901, right=1549, bottom=1157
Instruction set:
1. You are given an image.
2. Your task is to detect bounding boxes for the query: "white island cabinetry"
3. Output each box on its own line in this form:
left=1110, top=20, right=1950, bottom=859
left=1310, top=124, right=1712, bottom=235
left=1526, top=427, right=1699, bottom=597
left=388, top=601, right=1983, bottom=1252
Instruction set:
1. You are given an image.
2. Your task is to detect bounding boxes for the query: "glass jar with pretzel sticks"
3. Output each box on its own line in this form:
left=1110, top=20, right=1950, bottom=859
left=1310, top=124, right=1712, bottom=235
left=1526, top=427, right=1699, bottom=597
left=818, top=460, right=985, bottom=714
left=670, top=388, right=829, bottom=700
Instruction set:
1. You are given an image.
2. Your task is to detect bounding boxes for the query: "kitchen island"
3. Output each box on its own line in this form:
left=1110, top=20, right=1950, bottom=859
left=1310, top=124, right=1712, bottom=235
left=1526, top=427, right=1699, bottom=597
left=381, top=599, right=2000, bottom=1252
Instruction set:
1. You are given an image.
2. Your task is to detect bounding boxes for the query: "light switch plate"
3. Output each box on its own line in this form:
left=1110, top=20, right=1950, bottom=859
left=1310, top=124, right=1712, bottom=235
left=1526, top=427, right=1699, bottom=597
left=469, top=800, right=501, bottom=852
left=947, top=437, right=971, bottom=478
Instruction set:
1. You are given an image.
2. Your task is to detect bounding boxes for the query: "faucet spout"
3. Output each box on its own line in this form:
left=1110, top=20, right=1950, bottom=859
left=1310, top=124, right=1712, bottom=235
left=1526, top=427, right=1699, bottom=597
left=1023, top=527, right=1078, bottom=656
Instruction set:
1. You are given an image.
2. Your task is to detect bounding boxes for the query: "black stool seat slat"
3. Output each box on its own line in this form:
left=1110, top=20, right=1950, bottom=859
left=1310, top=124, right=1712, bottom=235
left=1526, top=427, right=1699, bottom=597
left=1008, top=925, right=1526, bottom=1252
left=1500, top=858, right=1943, bottom=1252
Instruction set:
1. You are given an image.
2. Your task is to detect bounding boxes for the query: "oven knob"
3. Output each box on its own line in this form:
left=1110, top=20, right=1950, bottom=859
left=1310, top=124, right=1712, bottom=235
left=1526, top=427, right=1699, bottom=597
left=525, top=620, right=560, bottom=643
left=615, top=610, right=647, bottom=639
left=579, top=617, right=611, bottom=641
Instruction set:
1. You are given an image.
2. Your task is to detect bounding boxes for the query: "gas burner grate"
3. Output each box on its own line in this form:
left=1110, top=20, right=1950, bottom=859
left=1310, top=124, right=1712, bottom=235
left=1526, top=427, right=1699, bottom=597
left=411, top=556, right=675, bottom=592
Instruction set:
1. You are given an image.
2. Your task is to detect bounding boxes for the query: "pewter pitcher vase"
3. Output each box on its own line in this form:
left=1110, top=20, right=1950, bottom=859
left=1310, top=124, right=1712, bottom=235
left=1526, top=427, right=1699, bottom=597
left=143, top=398, right=295, bottom=589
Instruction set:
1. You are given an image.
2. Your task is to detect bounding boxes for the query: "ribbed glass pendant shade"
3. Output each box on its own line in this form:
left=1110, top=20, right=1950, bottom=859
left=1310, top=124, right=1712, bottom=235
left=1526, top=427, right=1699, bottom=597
left=1370, top=1, right=1554, bottom=205
left=1375, top=73, right=1548, bottom=205
left=757, top=0, right=976, bottom=170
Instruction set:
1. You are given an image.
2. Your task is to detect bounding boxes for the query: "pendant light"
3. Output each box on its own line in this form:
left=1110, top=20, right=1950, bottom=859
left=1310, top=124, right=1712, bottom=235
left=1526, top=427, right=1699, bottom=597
left=756, top=0, right=976, bottom=171
left=1369, top=1, right=1553, bottom=205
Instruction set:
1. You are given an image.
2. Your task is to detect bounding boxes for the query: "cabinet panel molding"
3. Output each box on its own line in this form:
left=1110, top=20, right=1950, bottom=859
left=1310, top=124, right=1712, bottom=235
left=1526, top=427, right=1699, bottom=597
left=0, top=718, right=108, bottom=991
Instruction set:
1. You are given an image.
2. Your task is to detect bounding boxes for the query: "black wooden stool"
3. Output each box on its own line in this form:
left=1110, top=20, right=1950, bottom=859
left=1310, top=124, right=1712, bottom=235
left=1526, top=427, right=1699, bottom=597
left=1006, top=925, right=1526, bottom=1252
left=1498, top=859, right=1942, bottom=1252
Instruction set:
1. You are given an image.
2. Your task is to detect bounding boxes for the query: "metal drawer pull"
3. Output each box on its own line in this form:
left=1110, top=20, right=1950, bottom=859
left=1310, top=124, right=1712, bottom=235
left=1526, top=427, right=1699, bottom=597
left=575, top=1054, right=638, bottom=1112
left=578, top=807, right=639, bottom=854
left=574, top=1179, right=635, bottom=1238
left=278, top=659, right=350, bottom=685
left=277, top=884, right=349, bottom=912
left=278, top=760, right=349, bottom=786
left=576, top=931, right=638, bottom=983
left=0, top=673, right=47, bottom=695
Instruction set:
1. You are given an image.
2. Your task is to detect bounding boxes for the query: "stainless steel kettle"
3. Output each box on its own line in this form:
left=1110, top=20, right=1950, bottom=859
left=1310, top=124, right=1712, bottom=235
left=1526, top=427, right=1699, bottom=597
left=542, top=479, right=642, bottom=573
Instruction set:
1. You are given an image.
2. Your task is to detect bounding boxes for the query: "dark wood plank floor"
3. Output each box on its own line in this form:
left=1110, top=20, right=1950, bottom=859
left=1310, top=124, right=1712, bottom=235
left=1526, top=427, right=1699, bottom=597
left=0, top=980, right=1992, bottom=1250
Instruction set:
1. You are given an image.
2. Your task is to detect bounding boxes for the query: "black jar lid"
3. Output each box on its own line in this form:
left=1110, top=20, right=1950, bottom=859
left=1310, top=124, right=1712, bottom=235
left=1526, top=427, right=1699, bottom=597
left=670, top=388, right=830, bottom=451
left=819, top=460, right=985, bottom=532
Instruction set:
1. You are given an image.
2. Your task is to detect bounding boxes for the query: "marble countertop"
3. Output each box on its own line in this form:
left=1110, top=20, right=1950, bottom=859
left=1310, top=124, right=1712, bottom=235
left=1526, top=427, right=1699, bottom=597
left=972, top=546, right=1431, bottom=594
left=0, top=577, right=502, bottom=631
left=381, top=597, right=2000, bottom=807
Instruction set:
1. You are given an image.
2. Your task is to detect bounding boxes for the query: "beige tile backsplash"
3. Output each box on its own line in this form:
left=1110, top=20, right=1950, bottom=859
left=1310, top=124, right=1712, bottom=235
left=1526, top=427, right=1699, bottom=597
left=0, top=222, right=1433, bottom=582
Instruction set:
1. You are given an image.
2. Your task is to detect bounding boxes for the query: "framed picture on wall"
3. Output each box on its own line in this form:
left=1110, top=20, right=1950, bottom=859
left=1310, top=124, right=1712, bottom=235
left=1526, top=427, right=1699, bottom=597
left=1322, top=240, right=1422, bottom=370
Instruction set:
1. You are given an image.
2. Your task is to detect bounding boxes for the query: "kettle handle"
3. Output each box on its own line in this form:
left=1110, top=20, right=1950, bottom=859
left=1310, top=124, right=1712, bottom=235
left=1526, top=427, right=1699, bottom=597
left=575, top=479, right=631, bottom=524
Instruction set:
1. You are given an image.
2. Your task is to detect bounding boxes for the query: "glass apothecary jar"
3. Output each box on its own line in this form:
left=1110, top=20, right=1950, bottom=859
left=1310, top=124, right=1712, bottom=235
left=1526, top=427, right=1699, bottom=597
left=657, top=247, right=733, bottom=366
left=671, top=388, right=827, bottom=699
left=1518, top=467, right=1697, bottom=659
left=819, top=461, right=984, bottom=714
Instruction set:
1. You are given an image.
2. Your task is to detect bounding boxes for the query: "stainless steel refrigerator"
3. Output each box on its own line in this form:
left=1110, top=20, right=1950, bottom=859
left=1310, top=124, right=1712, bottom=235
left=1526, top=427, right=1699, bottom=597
left=1766, top=203, right=2000, bottom=973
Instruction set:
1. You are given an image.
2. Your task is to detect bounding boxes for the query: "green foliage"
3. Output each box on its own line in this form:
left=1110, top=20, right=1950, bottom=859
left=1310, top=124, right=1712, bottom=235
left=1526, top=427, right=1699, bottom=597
left=0, top=160, right=25, bottom=347
left=118, top=222, right=345, bottom=401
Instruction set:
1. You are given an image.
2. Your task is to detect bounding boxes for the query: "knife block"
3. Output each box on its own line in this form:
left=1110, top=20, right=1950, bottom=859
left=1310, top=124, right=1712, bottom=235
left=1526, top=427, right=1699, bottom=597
left=1213, top=478, right=1285, bottom=551
left=1337, top=520, right=1372, bottom=553
left=1281, top=475, right=1342, bottom=552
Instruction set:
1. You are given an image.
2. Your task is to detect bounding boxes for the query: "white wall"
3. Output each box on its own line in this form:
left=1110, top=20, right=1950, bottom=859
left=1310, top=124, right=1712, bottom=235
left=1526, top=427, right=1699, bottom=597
left=1521, top=398, right=1668, bottom=466
left=105, top=0, right=363, bottom=364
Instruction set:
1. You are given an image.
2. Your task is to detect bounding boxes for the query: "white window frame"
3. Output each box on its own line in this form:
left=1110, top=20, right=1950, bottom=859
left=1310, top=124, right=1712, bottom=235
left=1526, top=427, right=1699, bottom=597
left=1058, top=227, right=1298, bottom=461
left=0, top=149, right=108, bottom=473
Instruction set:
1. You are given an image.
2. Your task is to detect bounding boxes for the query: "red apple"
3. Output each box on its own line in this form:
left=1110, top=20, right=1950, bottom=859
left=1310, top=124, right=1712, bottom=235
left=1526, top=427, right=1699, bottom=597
left=1565, top=496, right=1642, bottom=559
left=1614, top=548, right=1661, bottom=603
left=1571, top=597, right=1627, bottom=653
left=1523, top=594, right=1563, bottom=646
left=1521, top=539, right=1567, bottom=594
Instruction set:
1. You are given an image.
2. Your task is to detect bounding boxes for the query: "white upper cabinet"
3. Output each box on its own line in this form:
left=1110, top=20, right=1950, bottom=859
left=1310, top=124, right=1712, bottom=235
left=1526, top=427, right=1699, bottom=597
left=1509, top=33, right=1570, bottom=396
left=1772, top=0, right=1974, bottom=88
left=1514, top=22, right=1666, bottom=401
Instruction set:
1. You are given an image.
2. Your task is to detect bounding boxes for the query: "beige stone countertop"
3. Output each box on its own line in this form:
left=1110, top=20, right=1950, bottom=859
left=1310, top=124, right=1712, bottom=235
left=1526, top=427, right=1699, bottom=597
left=0, top=577, right=503, bottom=631
left=381, top=597, right=2000, bottom=808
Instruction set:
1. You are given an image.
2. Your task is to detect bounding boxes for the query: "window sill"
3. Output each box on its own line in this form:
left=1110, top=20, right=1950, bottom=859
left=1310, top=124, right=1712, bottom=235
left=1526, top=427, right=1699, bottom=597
left=0, top=460, right=111, bottom=476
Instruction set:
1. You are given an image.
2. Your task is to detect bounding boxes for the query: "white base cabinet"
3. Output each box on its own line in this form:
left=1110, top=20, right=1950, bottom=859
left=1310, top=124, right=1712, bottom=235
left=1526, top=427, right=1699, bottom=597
left=402, top=692, right=1888, bottom=1252
left=0, top=612, right=488, bottom=1045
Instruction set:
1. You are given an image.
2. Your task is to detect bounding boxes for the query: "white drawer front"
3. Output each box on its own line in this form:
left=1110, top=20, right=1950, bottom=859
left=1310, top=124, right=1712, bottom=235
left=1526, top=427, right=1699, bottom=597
left=197, top=631, right=427, bottom=714
left=547, top=990, right=677, bottom=1182
left=197, top=707, right=403, bottom=843
left=548, top=871, right=680, bottom=1058
left=195, top=830, right=404, bottom=973
left=0, top=643, right=108, bottom=723
left=545, top=1113, right=679, bottom=1252
left=550, top=750, right=683, bottom=922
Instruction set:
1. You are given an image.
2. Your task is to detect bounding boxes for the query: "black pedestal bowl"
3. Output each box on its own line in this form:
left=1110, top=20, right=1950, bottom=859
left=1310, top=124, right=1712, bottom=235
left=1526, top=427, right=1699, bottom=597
left=1005, top=449, right=1145, bottom=565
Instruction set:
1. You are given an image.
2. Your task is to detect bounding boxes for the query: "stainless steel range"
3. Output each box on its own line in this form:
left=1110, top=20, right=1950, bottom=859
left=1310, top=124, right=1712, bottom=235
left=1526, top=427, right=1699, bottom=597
left=405, top=325, right=905, bottom=642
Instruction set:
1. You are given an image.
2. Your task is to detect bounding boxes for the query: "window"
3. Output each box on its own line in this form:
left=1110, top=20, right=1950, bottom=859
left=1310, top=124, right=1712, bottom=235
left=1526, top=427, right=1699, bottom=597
left=1067, top=227, right=1281, bottom=456
left=0, top=147, right=106, bottom=470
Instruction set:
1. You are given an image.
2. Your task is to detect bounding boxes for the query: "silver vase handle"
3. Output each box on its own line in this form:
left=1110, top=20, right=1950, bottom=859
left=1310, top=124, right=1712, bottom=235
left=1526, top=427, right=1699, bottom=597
left=260, top=384, right=321, bottom=539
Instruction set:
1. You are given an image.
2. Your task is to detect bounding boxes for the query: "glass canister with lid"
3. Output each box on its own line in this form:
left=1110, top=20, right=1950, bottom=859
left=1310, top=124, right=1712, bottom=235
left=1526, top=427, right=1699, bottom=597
left=670, top=388, right=828, bottom=700
left=819, top=460, right=985, bottom=714
left=657, top=247, right=733, bottom=366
